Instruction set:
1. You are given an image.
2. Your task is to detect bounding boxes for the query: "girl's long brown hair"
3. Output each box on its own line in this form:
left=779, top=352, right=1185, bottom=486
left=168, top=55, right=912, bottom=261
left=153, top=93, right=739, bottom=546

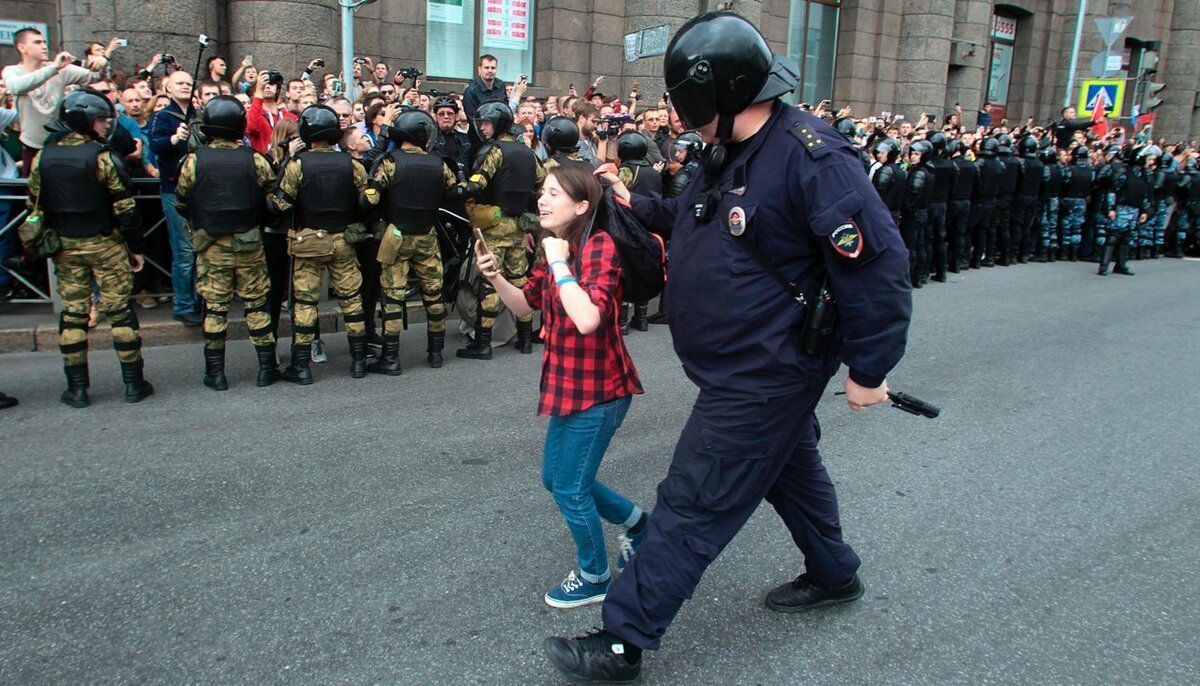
left=544, top=164, right=602, bottom=249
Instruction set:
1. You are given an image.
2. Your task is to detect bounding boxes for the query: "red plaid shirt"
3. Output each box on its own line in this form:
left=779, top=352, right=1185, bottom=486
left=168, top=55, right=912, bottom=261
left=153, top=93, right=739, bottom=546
left=522, top=230, right=644, bottom=416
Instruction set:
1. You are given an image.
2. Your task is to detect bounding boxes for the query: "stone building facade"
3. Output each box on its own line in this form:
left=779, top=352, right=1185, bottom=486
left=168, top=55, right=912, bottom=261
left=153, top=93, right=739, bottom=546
left=2, top=0, right=1197, bottom=140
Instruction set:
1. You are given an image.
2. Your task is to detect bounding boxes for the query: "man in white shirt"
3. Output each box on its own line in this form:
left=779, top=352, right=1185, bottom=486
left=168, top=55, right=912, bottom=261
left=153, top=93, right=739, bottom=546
left=2, top=27, right=101, bottom=175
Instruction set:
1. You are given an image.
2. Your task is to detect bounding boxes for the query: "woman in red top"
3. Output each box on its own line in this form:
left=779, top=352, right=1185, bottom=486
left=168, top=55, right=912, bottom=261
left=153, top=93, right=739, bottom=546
left=478, top=164, right=648, bottom=609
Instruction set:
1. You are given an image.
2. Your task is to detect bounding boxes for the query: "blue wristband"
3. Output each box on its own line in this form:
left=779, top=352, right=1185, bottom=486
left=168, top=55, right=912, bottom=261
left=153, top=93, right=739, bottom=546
left=556, top=276, right=578, bottom=288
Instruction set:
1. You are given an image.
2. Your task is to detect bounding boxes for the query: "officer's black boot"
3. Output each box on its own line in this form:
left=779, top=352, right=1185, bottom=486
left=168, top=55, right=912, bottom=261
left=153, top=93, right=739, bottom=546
left=618, top=303, right=630, bottom=334
left=1151, top=245, right=1160, bottom=259
left=457, top=325, right=493, bottom=360
left=367, top=335, right=402, bottom=376
left=348, top=335, right=368, bottom=378
left=426, top=331, right=445, bottom=368
left=202, top=347, right=229, bottom=391
left=647, top=291, right=667, bottom=324
left=515, top=320, right=534, bottom=354
left=282, top=344, right=314, bottom=385
left=1097, top=245, right=1113, bottom=275
left=1116, top=243, right=1135, bottom=276
left=61, top=363, right=90, bottom=409
left=1066, top=245, right=1076, bottom=262
left=255, top=344, right=281, bottom=387
left=631, top=304, right=649, bottom=331
left=120, top=360, right=154, bottom=403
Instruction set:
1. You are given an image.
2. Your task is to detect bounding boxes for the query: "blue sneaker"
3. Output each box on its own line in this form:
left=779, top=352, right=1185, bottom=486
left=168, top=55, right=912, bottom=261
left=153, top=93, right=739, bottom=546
left=617, top=524, right=648, bottom=573
left=544, top=571, right=610, bottom=609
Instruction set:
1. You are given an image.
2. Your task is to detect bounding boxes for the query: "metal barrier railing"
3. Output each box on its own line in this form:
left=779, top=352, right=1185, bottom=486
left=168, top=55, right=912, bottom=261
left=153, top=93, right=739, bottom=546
left=0, top=177, right=168, bottom=307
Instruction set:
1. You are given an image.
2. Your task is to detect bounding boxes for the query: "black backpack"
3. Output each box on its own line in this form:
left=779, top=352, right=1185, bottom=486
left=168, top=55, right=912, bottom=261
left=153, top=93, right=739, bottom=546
left=578, top=187, right=666, bottom=303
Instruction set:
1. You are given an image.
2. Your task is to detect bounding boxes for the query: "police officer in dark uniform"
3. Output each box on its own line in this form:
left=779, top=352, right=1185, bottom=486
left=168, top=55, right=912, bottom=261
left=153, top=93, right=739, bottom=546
left=1087, top=144, right=1121, bottom=262
left=367, top=109, right=458, bottom=373
left=869, top=138, right=905, bottom=228
left=541, top=116, right=586, bottom=171
left=1176, top=159, right=1200, bottom=256
left=616, top=130, right=665, bottom=332
left=924, top=132, right=954, bottom=282
left=993, top=134, right=1020, bottom=265
left=174, top=95, right=281, bottom=390
left=1096, top=145, right=1148, bottom=276
left=1036, top=146, right=1064, bottom=261
left=834, top=116, right=870, bottom=171
left=1011, top=136, right=1044, bottom=262
left=946, top=139, right=977, bottom=272
left=664, top=132, right=704, bottom=198
left=901, top=139, right=934, bottom=287
left=453, top=101, right=545, bottom=359
left=271, top=105, right=376, bottom=383
left=543, top=13, right=911, bottom=683
left=1059, top=145, right=1093, bottom=262
left=27, top=88, right=153, bottom=407
left=969, top=138, right=1004, bottom=268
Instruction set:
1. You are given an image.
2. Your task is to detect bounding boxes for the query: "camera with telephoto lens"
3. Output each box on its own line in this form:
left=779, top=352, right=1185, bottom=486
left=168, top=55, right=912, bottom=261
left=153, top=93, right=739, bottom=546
left=595, top=114, right=632, bottom=140
left=399, top=67, right=423, bottom=80
left=266, top=70, right=284, bottom=86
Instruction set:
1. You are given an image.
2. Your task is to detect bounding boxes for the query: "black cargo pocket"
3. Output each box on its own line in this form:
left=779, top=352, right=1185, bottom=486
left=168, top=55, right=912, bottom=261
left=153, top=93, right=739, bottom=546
left=695, top=426, right=775, bottom=511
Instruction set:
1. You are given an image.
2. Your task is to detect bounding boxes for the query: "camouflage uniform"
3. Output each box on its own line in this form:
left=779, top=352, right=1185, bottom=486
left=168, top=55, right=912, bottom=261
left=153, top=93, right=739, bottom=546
left=465, top=134, right=545, bottom=330
left=175, top=140, right=278, bottom=352
left=28, top=135, right=141, bottom=365
left=271, top=144, right=372, bottom=348
left=543, top=151, right=587, bottom=173
left=370, top=149, right=458, bottom=338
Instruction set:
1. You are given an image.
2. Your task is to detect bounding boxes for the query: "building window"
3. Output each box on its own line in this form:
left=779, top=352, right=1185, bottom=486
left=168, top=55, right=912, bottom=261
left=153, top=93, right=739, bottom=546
left=985, top=13, right=1017, bottom=122
left=786, top=0, right=840, bottom=105
left=426, top=1, right=535, bottom=83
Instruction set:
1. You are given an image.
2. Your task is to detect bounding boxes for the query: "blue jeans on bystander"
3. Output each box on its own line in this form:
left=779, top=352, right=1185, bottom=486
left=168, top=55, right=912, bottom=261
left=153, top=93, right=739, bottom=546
left=161, top=193, right=196, bottom=315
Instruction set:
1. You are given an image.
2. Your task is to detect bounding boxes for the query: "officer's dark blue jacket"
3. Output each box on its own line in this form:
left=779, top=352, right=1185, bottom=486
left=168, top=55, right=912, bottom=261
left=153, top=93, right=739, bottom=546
left=629, top=103, right=911, bottom=395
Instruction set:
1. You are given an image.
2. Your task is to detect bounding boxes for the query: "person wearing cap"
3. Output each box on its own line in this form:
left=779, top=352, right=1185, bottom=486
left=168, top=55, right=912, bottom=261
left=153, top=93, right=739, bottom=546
left=174, top=95, right=282, bottom=390
left=24, top=88, right=153, bottom=408
left=542, top=12, right=911, bottom=683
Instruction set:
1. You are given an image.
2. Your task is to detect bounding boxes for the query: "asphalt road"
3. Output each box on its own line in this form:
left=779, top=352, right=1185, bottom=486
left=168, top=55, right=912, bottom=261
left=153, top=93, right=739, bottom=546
left=2, top=258, right=1198, bottom=684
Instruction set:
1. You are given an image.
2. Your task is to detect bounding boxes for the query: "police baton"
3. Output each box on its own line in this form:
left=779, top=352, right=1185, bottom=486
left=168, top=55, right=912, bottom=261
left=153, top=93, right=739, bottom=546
left=834, top=390, right=941, bottom=418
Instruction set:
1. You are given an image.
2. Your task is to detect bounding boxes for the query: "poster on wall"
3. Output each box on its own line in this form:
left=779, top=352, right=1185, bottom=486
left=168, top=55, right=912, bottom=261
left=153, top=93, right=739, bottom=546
left=0, top=20, right=49, bottom=46
left=428, top=1, right=464, bottom=24
left=482, top=0, right=530, bottom=50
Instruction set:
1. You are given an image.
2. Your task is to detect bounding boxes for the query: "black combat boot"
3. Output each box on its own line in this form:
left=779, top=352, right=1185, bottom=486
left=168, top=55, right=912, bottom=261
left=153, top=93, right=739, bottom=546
left=1097, top=244, right=1113, bottom=275
left=631, top=304, right=649, bottom=331
left=255, top=344, right=281, bottom=387
left=1151, top=245, right=1160, bottom=259
left=120, top=359, right=155, bottom=403
left=1115, top=243, right=1135, bottom=275
left=1066, top=245, right=1077, bottom=262
left=618, top=303, right=630, bottom=334
left=426, top=331, right=445, bottom=368
left=61, top=363, right=90, bottom=409
left=456, top=324, right=493, bottom=360
left=348, top=335, right=368, bottom=378
left=367, top=335, right=402, bottom=376
left=282, top=344, right=314, bottom=385
left=515, top=320, right=533, bottom=354
left=202, top=347, right=229, bottom=391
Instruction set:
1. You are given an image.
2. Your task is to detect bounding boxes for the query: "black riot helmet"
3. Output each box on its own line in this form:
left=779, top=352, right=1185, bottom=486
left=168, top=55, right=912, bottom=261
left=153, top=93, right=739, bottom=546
left=389, top=109, right=437, bottom=151
left=909, top=139, right=933, bottom=160
left=474, top=101, right=513, bottom=142
left=833, top=117, right=857, bottom=142
left=1038, top=146, right=1058, bottom=164
left=674, top=131, right=704, bottom=160
left=979, top=137, right=1001, bottom=158
left=541, top=115, right=580, bottom=155
left=298, top=104, right=342, bottom=145
left=1103, top=143, right=1122, bottom=160
left=946, top=139, right=965, bottom=157
left=996, top=133, right=1013, bottom=155
left=662, top=12, right=799, bottom=134
left=616, top=131, right=649, bottom=162
left=1018, top=135, right=1039, bottom=157
left=54, top=88, right=116, bottom=138
left=928, top=131, right=948, bottom=157
left=1072, top=145, right=1091, bottom=164
left=200, top=95, right=248, bottom=140
left=872, top=138, right=902, bottom=163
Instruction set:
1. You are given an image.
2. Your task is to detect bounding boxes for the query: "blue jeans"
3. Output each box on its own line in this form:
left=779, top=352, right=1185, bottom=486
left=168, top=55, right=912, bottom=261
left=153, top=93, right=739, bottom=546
left=161, top=193, right=196, bottom=315
left=542, top=396, right=641, bottom=583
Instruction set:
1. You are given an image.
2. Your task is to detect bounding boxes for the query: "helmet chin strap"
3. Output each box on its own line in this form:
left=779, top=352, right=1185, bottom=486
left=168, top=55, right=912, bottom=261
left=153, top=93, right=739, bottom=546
left=703, top=113, right=735, bottom=179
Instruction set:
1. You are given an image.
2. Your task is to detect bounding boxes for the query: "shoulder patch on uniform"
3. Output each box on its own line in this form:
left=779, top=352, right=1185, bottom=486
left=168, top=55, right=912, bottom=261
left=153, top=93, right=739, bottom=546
left=824, top=217, right=878, bottom=268
left=790, top=122, right=831, bottom=159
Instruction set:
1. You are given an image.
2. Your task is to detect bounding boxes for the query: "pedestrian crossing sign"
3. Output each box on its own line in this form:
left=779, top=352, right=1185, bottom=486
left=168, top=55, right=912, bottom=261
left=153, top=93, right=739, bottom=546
left=1078, top=79, right=1125, bottom=118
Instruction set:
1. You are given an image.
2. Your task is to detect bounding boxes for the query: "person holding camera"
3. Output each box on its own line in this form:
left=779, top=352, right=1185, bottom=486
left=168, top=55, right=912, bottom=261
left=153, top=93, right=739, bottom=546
left=246, top=70, right=296, bottom=154
left=475, top=162, right=648, bottom=610
left=543, top=14, right=911, bottom=683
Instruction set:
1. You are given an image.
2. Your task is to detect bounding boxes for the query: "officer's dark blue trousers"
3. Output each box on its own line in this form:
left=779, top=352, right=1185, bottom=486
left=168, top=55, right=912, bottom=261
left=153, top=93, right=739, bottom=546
left=601, top=386, right=860, bottom=650
left=927, top=202, right=948, bottom=277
